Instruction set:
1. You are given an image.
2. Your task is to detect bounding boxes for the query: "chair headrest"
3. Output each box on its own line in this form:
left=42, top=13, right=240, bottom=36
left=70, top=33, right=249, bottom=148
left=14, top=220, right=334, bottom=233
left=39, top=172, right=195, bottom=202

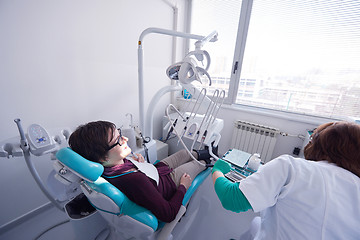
left=56, top=147, right=104, bottom=182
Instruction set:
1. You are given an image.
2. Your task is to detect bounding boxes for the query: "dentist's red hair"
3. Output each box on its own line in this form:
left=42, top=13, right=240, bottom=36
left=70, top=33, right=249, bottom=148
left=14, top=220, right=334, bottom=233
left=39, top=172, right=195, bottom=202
left=304, top=121, right=360, bottom=177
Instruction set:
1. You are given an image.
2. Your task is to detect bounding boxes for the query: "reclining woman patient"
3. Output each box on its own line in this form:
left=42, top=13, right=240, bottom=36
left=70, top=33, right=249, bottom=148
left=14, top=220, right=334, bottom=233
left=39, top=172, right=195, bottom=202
left=68, top=120, right=210, bottom=223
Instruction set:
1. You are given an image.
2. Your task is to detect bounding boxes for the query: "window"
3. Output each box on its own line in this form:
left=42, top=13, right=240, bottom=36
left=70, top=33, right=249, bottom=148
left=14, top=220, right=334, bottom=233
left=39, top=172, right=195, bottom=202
left=190, top=0, right=360, bottom=119
left=189, top=0, right=242, bottom=97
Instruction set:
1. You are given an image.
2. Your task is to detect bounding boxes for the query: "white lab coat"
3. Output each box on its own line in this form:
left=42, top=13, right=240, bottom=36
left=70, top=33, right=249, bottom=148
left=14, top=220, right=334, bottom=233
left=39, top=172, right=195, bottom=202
left=239, top=155, right=360, bottom=240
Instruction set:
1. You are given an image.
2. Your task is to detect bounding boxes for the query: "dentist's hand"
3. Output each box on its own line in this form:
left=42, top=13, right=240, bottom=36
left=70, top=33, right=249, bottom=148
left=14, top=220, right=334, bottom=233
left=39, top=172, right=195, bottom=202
left=212, top=159, right=231, bottom=174
left=180, top=173, right=192, bottom=190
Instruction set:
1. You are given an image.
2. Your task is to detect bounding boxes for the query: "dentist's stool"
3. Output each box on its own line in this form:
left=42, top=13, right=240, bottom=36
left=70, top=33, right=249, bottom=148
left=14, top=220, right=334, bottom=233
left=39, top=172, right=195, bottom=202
left=55, top=147, right=210, bottom=240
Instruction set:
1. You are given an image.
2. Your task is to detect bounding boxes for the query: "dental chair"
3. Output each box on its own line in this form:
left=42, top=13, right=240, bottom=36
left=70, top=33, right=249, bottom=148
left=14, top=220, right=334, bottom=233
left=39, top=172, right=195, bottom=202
left=55, top=147, right=211, bottom=240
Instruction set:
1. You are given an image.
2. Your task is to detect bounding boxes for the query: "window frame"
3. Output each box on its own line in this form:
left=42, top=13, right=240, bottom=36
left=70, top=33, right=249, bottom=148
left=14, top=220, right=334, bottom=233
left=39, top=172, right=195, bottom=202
left=187, top=0, right=359, bottom=121
left=186, top=0, right=256, bottom=105
left=227, top=0, right=253, bottom=105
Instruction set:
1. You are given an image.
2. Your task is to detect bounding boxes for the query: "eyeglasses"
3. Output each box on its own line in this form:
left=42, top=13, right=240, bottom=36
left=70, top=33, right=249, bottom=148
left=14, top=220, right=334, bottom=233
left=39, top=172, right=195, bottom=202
left=309, top=122, right=335, bottom=142
left=308, top=129, right=316, bottom=142
left=107, top=128, right=124, bottom=150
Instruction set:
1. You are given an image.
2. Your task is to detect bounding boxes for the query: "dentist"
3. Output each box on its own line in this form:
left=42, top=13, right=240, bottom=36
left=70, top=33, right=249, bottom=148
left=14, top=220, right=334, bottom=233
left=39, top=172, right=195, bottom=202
left=212, top=121, right=360, bottom=239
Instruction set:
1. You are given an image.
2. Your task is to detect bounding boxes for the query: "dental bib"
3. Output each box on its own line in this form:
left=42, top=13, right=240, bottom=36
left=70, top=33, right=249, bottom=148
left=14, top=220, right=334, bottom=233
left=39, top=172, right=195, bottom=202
left=129, top=159, right=159, bottom=185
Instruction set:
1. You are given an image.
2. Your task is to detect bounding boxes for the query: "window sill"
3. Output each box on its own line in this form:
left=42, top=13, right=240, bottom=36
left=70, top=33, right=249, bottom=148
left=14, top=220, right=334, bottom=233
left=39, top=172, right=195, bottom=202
left=223, top=103, right=345, bottom=125
left=176, top=97, right=347, bottom=126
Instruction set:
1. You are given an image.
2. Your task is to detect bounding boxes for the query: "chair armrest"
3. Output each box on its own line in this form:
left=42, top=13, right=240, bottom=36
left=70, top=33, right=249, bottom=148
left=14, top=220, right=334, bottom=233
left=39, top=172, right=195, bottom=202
left=182, top=168, right=211, bottom=205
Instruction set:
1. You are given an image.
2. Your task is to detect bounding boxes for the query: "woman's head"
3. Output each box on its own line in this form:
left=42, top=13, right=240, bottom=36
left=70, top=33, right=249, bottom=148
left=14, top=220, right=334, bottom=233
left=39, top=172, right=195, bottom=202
left=68, top=121, right=130, bottom=165
left=304, top=121, right=360, bottom=177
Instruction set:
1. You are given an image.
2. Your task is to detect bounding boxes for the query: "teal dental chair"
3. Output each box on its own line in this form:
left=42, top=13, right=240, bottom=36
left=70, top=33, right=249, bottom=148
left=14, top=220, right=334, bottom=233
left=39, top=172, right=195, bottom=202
left=55, top=147, right=211, bottom=240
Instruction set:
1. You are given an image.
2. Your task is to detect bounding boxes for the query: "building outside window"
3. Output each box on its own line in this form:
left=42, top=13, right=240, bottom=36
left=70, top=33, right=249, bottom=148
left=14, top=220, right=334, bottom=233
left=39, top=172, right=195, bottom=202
left=190, top=0, right=360, bottom=119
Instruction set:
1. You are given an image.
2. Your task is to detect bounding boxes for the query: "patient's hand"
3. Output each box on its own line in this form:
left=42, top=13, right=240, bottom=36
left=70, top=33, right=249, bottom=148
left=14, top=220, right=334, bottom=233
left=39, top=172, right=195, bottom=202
left=180, top=173, right=192, bottom=190
left=134, top=153, right=145, bottom=163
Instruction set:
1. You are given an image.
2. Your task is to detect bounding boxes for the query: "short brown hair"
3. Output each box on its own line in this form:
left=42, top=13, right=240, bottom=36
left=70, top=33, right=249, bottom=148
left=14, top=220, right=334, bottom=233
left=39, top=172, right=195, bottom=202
left=68, top=121, right=116, bottom=163
left=304, top=121, right=360, bottom=177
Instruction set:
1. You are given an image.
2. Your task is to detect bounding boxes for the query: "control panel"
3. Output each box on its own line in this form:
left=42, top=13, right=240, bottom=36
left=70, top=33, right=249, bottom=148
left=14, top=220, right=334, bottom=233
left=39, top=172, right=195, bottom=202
left=27, top=124, right=57, bottom=156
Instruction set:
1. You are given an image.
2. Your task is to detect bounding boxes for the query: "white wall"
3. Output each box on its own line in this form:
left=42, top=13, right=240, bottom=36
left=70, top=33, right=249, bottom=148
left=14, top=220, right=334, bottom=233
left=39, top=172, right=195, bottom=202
left=0, top=0, right=186, bottom=227
left=214, top=106, right=321, bottom=158
left=0, top=0, right=186, bottom=139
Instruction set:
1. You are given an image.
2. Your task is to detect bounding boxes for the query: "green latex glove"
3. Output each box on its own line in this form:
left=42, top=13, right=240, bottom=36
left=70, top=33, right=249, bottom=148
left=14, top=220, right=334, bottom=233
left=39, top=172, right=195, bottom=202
left=212, top=159, right=231, bottom=174
left=214, top=177, right=252, bottom=212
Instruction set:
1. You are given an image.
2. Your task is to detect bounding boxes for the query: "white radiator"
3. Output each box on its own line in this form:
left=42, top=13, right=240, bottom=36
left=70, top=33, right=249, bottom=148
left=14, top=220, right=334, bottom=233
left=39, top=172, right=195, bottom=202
left=230, top=120, right=279, bottom=163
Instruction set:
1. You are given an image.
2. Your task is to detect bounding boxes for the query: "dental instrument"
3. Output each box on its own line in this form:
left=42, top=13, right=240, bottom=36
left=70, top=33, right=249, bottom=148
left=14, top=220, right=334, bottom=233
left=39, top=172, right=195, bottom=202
left=187, top=88, right=207, bottom=120
left=165, top=104, right=205, bottom=166
left=199, top=90, right=226, bottom=149
left=175, top=88, right=207, bottom=144
left=189, top=89, right=220, bottom=151
left=163, top=90, right=193, bottom=142
left=165, top=101, right=224, bottom=167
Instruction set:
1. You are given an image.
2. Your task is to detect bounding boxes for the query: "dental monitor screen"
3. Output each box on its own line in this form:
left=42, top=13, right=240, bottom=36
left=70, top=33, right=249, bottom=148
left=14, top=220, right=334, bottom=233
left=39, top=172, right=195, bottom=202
left=223, top=149, right=251, bottom=168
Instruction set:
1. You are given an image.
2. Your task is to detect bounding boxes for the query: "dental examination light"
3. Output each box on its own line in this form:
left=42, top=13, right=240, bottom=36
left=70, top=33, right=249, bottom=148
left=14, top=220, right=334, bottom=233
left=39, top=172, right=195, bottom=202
left=165, top=32, right=218, bottom=85
left=166, top=49, right=212, bottom=85
left=138, top=27, right=218, bottom=138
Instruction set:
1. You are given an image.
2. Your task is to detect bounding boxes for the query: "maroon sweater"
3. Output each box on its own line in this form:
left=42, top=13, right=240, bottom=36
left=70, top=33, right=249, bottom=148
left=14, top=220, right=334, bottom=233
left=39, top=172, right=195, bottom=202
left=103, top=159, right=186, bottom=222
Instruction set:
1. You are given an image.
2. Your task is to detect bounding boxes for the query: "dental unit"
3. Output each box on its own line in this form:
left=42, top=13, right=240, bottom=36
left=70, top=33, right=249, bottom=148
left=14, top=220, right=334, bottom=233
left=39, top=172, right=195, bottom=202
left=0, top=27, right=237, bottom=240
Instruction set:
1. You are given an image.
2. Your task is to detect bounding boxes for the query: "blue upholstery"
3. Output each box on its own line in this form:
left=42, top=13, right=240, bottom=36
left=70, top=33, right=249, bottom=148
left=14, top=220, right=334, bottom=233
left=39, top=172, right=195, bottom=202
left=153, top=159, right=211, bottom=206
left=56, top=147, right=210, bottom=232
left=153, top=160, right=211, bottom=230
left=86, top=178, right=158, bottom=231
left=56, top=148, right=159, bottom=231
left=182, top=168, right=211, bottom=205
left=56, top=147, right=104, bottom=182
